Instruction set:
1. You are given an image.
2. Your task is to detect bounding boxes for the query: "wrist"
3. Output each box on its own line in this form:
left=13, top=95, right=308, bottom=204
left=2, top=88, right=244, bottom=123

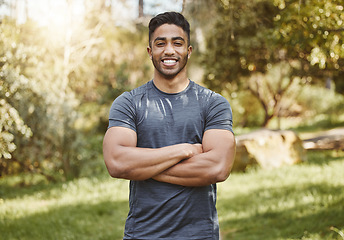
left=177, top=143, right=193, bottom=159
left=182, top=143, right=202, bottom=159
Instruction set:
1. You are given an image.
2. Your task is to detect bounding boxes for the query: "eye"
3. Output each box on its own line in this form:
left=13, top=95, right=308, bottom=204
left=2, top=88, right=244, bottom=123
left=156, top=42, right=165, bottom=47
left=174, top=41, right=183, bottom=46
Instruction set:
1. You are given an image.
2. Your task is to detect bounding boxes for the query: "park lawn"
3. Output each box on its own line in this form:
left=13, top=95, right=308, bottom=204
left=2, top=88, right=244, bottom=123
left=0, top=150, right=343, bottom=240
left=217, top=150, right=344, bottom=240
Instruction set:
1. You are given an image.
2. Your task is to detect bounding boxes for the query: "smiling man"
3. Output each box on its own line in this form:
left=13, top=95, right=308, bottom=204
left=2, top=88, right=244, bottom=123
left=103, top=12, right=236, bottom=240
left=149, top=25, right=190, bottom=81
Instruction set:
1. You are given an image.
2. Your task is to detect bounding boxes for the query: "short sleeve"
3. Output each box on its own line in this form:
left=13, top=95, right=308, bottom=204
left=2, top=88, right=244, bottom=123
left=204, top=93, right=233, bottom=134
left=108, top=92, right=137, bottom=132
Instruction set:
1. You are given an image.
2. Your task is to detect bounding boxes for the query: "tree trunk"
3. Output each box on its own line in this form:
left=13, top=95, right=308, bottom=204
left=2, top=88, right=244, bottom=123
left=138, top=0, right=144, bottom=18
left=262, top=113, right=273, bottom=127
left=181, top=0, right=186, bottom=13
left=248, top=84, right=272, bottom=127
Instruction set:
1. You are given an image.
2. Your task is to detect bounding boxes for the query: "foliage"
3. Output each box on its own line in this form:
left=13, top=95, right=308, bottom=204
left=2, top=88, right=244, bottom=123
left=201, top=0, right=344, bottom=127
left=296, top=83, right=344, bottom=123
left=203, top=0, right=344, bottom=89
left=0, top=0, right=154, bottom=179
left=183, top=0, right=219, bottom=52
left=0, top=18, right=84, bottom=180
left=246, top=62, right=304, bottom=126
left=1, top=150, right=343, bottom=239
left=272, top=0, right=344, bottom=88
left=82, top=23, right=152, bottom=133
left=230, top=73, right=344, bottom=129
left=0, top=19, right=33, bottom=169
left=225, top=90, right=265, bottom=128
left=1, top=0, right=343, bottom=179
left=0, top=20, right=37, bottom=161
left=0, top=71, right=32, bottom=160
left=202, top=0, right=279, bottom=91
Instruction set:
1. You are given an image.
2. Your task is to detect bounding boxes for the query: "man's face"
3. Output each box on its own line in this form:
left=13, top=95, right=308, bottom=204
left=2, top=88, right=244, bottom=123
left=147, top=24, right=192, bottom=79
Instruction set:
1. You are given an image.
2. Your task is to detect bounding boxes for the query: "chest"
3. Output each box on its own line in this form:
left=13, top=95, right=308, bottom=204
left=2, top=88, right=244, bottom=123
left=135, top=95, right=205, bottom=147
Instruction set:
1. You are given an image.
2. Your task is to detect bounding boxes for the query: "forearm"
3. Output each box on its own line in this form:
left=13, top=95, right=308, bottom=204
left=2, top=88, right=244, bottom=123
left=153, top=152, right=225, bottom=187
left=103, top=127, right=204, bottom=181
left=104, top=143, right=197, bottom=181
left=153, top=129, right=236, bottom=187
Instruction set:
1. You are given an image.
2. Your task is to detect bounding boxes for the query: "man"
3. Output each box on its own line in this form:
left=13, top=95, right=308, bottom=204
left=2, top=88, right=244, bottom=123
left=103, top=11, right=236, bottom=240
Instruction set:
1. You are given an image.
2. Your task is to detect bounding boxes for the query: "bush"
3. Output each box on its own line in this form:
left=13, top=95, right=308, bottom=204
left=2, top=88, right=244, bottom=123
left=226, top=90, right=265, bottom=128
left=296, top=84, right=344, bottom=123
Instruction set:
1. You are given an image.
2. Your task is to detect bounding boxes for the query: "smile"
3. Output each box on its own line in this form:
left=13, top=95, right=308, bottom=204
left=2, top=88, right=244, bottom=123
left=163, top=59, right=176, bottom=63
left=162, top=59, right=178, bottom=66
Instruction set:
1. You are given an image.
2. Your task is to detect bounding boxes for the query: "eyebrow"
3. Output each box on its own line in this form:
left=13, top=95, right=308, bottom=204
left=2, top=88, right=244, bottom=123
left=153, top=37, right=186, bottom=43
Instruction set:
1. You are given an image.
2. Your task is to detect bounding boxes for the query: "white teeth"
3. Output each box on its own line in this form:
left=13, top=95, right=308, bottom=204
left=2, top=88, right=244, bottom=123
left=163, top=60, right=176, bottom=64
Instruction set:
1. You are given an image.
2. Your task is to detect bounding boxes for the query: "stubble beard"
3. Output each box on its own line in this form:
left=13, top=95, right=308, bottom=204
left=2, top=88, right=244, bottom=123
left=152, top=54, right=189, bottom=80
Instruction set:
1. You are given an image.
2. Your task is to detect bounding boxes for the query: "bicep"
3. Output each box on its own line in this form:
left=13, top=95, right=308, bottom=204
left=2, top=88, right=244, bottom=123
left=103, top=126, right=137, bottom=160
left=202, top=129, right=236, bottom=170
left=203, top=129, right=235, bottom=150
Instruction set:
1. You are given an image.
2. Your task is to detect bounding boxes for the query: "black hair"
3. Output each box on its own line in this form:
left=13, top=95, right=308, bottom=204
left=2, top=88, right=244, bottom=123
left=148, top=12, right=191, bottom=47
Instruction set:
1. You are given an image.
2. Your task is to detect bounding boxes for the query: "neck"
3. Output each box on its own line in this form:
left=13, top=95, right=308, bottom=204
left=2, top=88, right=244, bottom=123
left=153, top=71, right=189, bottom=94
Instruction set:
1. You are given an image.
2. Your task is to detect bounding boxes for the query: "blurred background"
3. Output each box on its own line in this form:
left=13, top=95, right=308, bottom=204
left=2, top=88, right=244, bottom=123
left=0, top=0, right=343, bottom=239
left=1, top=0, right=343, bottom=180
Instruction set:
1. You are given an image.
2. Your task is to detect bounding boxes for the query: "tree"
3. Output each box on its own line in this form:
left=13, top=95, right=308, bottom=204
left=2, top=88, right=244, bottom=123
left=271, top=0, right=344, bottom=93
left=139, top=0, right=144, bottom=18
left=0, top=37, right=32, bottom=161
left=0, top=18, right=55, bottom=176
left=247, top=62, right=302, bottom=127
left=0, top=0, right=104, bottom=179
left=202, top=0, right=344, bottom=127
left=0, top=0, right=154, bottom=179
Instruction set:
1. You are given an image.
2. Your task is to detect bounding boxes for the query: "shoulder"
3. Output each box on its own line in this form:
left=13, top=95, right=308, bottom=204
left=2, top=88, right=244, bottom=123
left=108, top=82, right=154, bottom=130
left=190, top=81, right=213, bottom=96
left=128, top=81, right=153, bottom=97
left=114, top=81, right=152, bottom=104
left=190, top=81, right=229, bottom=105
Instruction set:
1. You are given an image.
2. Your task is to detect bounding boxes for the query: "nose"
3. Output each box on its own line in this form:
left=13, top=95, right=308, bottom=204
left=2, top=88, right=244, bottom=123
left=164, top=42, right=175, bottom=55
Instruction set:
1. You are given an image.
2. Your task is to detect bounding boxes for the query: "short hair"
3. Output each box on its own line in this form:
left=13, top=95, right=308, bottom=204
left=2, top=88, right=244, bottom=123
left=148, top=12, right=191, bottom=47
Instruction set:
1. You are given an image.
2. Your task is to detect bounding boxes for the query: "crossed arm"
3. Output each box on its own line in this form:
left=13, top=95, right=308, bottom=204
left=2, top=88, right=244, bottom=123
left=103, top=126, right=236, bottom=187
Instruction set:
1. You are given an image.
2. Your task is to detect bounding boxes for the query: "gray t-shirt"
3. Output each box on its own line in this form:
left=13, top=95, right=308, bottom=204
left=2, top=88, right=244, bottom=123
left=108, top=80, right=233, bottom=240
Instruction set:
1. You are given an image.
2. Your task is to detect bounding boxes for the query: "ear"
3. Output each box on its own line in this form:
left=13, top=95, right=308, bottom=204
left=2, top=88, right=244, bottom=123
left=147, top=46, right=152, bottom=59
left=187, top=45, right=193, bottom=59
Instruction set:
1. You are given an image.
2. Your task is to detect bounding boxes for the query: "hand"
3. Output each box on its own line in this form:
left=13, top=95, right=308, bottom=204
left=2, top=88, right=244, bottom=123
left=181, top=143, right=203, bottom=159
left=191, top=143, right=203, bottom=157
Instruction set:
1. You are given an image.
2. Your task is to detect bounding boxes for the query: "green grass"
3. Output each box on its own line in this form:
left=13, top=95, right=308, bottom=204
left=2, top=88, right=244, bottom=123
left=217, top=150, right=344, bottom=240
left=0, top=175, right=129, bottom=240
left=1, top=150, right=344, bottom=240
